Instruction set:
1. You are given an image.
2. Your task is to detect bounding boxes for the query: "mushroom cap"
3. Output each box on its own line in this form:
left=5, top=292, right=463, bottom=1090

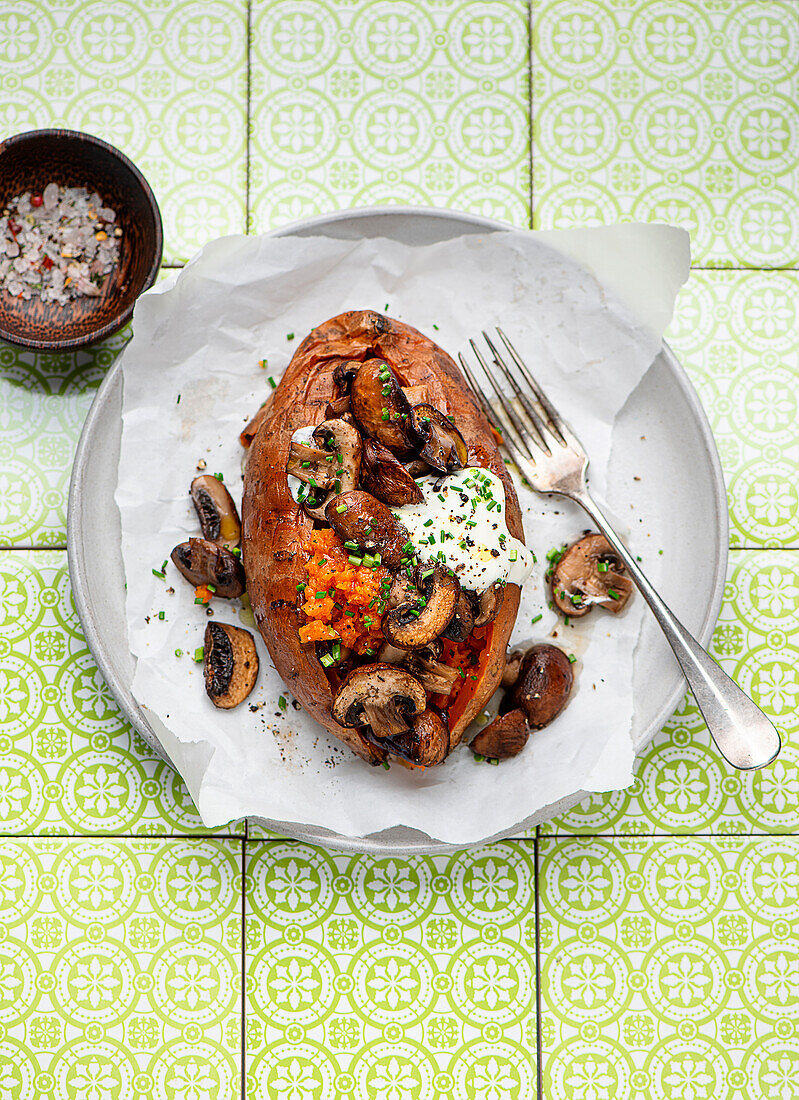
left=325, top=490, right=412, bottom=571
left=361, top=438, right=424, bottom=506
left=171, top=537, right=245, bottom=598
left=389, top=708, right=450, bottom=767
left=203, top=622, right=259, bottom=708
left=510, top=644, right=574, bottom=729
left=382, top=564, right=460, bottom=650
left=551, top=533, right=634, bottom=617
left=350, top=360, right=416, bottom=457
left=191, top=475, right=241, bottom=549
left=410, top=404, right=468, bottom=473
left=331, top=662, right=426, bottom=737
left=469, top=708, right=529, bottom=760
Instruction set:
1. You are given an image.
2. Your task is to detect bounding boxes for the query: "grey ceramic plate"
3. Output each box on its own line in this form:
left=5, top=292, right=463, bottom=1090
left=67, top=207, right=728, bottom=853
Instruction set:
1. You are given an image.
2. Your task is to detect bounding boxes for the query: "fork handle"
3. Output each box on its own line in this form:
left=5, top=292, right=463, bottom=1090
left=571, top=489, right=781, bottom=770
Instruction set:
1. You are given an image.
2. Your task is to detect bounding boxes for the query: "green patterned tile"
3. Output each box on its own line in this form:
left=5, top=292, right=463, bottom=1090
left=0, top=836, right=242, bottom=1097
left=532, top=0, right=799, bottom=266
left=0, top=0, right=247, bottom=263
left=245, top=840, right=537, bottom=1099
left=540, top=835, right=799, bottom=1099
left=669, top=270, right=799, bottom=548
left=250, top=0, right=530, bottom=229
left=544, top=550, right=799, bottom=836
left=0, top=549, right=244, bottom=835
left=0, top=334, right=127, bottom=547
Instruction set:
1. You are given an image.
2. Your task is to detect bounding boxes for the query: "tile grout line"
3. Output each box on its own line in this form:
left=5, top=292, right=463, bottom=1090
left=240, top=836, right=247, bottom=1100
left=245, top=0, right=252, bottom=236
left=527, top=0, right=534, bottom=229
left=533, top=833, right=544, bottom=1100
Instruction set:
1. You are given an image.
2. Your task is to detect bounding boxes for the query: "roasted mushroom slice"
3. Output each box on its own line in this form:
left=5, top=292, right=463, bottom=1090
left=312, top=419, right=362, bottom=495
left=378, top=638, right=460, bottom=697
left=325, top=490, right=412, bottom=570
left=203, top=622, right=258, bottom=708
left=410, top=404, right=468, bottom=473
left=510, top=644, right=574, bottom=729
left=191, top=475, right=241, bottom=549
left=474, top=581, right=506, bottom=627
left=361, top=438, right=424, bottom=506
left=551, top=534, right=634, bottom=617
left=332, top=663, right=426, bottom=738
left=286, top=441, right=337, bottom=491
left=382, top=564, right=459, bottom=650
left=389, top=708, right=450, bottom=767
left=332, top=359, right=361, bottom=393
left=350, top=360, right=416, bottom=457
left=171, top=537, right=246, bottom=598
left=324, top=394, right=351, bottom=419
left=469, top=709, right=529, bottom=761
left=441, top=586, right=476, bottom=643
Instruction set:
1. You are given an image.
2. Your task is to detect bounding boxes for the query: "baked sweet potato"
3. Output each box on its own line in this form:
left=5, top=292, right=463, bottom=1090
left=242, top=310, right=525, bottom=766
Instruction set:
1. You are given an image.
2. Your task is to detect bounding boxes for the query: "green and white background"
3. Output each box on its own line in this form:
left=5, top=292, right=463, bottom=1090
left=1, top=1, right=797, bottom=1096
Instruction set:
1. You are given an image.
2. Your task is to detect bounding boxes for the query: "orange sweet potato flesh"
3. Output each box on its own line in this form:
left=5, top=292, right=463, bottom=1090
left=242, top=310, right=524, bottom=764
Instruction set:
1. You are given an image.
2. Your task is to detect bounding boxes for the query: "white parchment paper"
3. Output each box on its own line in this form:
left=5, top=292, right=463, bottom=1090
left=116, top=225, right=689, bottom=843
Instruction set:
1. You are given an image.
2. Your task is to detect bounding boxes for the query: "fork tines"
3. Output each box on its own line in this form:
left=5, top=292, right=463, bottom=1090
left=458, top=328, right=568, bottom=465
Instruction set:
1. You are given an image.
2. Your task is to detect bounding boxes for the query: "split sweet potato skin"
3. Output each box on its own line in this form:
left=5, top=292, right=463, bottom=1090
left=242, top=310, right=524, bottom=763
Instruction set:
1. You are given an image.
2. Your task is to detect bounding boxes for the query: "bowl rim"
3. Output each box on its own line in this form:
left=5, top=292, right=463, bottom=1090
left=0, top=127, right=163, bottom=351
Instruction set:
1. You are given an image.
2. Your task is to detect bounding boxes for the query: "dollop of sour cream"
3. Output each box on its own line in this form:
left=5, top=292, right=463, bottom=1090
left=391, top=467, right=535, bottom=591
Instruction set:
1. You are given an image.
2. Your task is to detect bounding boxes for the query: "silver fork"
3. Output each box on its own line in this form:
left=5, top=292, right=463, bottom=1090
left=459, top=328, right=780, bottom=771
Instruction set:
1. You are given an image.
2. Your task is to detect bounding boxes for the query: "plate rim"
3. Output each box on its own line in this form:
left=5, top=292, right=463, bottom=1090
left=67, top=205, right=729, bottom=853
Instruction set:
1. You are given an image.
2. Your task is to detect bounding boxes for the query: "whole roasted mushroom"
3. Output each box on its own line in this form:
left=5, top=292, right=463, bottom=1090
left=510, top=644, right=574, bottom=729
left=332, top=663, right=426, bottom=738
left=171, top=537, right=246, bottom=598
left=325, top=490, right=412, bottom=570
left=382, top=564, right=460, bottom=650
left=350, top=360, right=416, bottom=456
left=312, top=419, right=362, bottom=495
left=551, top=534, right=634, bottom=617
left=203, top=622, right=259, bottom=708
left=360, top=438, right=424, bottom=506
left=389, top=708, right=450, bottom=767
left=410, top=404, right=468, bottom=473
left=191, top=475, right=241, bottom=549
left=469, top=709, right=529, bottom=761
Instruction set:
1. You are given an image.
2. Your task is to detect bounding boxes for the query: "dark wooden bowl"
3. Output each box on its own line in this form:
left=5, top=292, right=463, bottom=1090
left=0, top=129, right=163, bottom=351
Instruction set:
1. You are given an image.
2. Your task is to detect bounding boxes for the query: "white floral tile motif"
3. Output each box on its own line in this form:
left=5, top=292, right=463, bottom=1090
left=668, top=270, right=799, bottom=548
left=540, top=836, right=799, bottom=1100
left=0, top=0, right=247, bottom=263
left=0, top=837, right=242, bottom=1098
left=250, top=0, right=530, bottom=231
left=532, top=0, right=799, bottom=266
left=0, top=550, right=243, bottom=835
left=544, top=550, right=799, bottom=836
left=245, top=841, right=537, bottom=1099
left=0, top=333, right=128, bottom=547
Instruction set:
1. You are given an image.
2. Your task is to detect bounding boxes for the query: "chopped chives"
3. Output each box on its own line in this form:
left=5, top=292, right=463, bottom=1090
left=152, top=568, right=165, bottom=579
left=320, top=653, right=334, bottom=667
left=597, top=561, right=609, bottom=573
left=194, top=647, right=204, bottom=662
left=174, top=648, right=182, bottom=657
left=278, top=695, right=288, bottom=711
left=158, top=611, right=165, bottom=620
left=608, top=588, right=620, bottom=600
left=336, top=503, right=347, bottom=513
left=268, top=376, right=276, bottom=388
left=568, top=654, right=577, bottom=663
left=213, top=472, right=224, bottom=481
